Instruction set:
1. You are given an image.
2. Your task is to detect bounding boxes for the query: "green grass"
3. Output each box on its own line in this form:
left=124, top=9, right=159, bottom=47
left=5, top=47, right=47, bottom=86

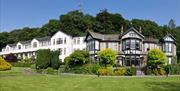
left=0, top=67, right=180, bottom=91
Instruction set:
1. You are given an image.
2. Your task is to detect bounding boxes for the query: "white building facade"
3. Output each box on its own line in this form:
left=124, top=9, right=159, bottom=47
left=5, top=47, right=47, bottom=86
left=0, top=31, right=86, bottom=62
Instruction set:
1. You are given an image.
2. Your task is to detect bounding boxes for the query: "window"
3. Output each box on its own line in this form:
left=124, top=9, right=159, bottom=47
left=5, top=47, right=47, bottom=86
left=126, top=40, right=130, bottom=49
left=135, top=41, right=140, bottom=50
left=64, top=37, right=66, bottom=44
left=123, top=39, right=141, bottom=50
left=33, top=42, right=37, bottom=48
left=64, top=48, right=66, bottom=55
left=57, top=38, right=63, bottom=44
left=74, top=39, right=76, bottom=44
left=106, top=42, right=108, bottom=48
left=59, top=48, right=62, bottom=55
left=131, top=40, right=135, bottom=49
left=165, top=43, right=172, bottom=52
left=18, top=45, right=21, bottom=49
left=53, top=39, right=55, bottom=45
left=77, top=38, right=80, bottom=44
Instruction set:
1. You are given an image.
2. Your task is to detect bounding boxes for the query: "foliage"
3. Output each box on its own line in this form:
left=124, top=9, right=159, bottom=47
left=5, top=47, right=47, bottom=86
left=65, top=50, right=90, bottom=67
left=51, top=50, right=60, bottom=69
left=164, top=65, right=171, bottom=75
left=11, top=58, right=34, bottom=67
left=97, top=67, right=113, bottom=76
left=114, top=68, right=126, bottom=76
left=0, top=57, right=12, bottom=71
left=5, top=53, right=17, bottom=62
left=43, top=67, right=58, bottom=75
left=168, top=64, right=180, bottom=75
left=97, top=48, right=117, bottom=67
left=36, top=49, right=51, bottom=69
left=125, top=67, right=137, bottom=76
left=152, top=68, right=165, bottom=75
left=147, top=49, right=167, bottom=67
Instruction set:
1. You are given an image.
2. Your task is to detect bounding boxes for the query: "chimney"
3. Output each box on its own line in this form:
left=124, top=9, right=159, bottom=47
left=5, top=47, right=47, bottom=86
left=121, top=24, right=123, bottom=34
left=139, top=26, right=142, bottom=33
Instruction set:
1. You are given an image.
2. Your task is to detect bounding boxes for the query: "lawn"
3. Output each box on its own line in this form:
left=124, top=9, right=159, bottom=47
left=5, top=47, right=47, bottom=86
left=0, top=67, right=180, bottom=91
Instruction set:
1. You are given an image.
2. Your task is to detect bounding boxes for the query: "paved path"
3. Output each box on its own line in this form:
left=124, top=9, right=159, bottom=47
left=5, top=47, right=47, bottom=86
left=59, top=73, right=180, bottom=78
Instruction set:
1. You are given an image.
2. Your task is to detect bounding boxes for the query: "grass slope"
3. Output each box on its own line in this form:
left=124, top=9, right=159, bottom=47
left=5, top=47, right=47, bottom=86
left=0, top=67, right=180, bottom=91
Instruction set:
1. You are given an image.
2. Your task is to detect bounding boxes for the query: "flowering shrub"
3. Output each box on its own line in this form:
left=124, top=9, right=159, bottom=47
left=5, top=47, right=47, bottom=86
left=0, top=57, right=12, bottom=71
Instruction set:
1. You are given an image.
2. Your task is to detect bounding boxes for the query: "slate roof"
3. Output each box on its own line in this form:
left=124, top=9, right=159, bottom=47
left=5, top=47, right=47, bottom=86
left=87, top=31, right=120, bottom=41
left=144, top=38, right=159, bottom=43
left=8, top=43, right=17, bottom=47
left=35, top=36, right=51, bottom=41
left=20, top=40, right=31, bottom=44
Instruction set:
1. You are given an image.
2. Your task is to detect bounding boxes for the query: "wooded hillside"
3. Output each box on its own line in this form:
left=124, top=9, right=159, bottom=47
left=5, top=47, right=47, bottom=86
left=0, top=10, right=180, bottom=60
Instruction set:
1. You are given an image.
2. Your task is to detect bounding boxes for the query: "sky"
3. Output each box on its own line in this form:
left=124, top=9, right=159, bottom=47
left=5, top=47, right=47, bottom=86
left=0, top=0, right=180, bottom=32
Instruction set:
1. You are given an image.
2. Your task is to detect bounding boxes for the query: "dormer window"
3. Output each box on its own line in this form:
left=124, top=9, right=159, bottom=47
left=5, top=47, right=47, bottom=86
left=33, top=42, right=37, bottom=48
left=18, top=45, right=21, bottom=49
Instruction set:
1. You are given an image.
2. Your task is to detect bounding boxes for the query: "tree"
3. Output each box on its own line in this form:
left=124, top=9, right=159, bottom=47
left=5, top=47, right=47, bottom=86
left=147, top=49, right=167, bottom=68
left=97, top=48, right=117, bottom=67
left=65, top=50, right=90, bottom=67
left=51, top=50, right=60, bottom=69
left=36, top=49, right=51, bottom=69
left=168, top=19, right=176, bottom=29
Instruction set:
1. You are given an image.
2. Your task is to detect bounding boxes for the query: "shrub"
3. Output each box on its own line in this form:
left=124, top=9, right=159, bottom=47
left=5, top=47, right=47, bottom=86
left=142, top=66, right=152, bottom=75
left=97, top=48, right=117, bottom=67
left=58, top=65, right=70, bottom=73
left=147, top=49, right=167, bottom=67
left=51, top=51, right=60, bottom=69
left=65, top=50, right=90, bottom=67
left=11, top=58, right=34, bottom=67
left=44, top=67, right=57, bottom=75
left=164, top=65, right=171, bottom=75
left=168, top=64, right=180, bottom=75
left=125, top=67, right=136, bottom=76
left=0, top=57, right=12, bottom=71
left=73, top=66, right=90, bottom=74
left=97, top=68, right=108, bottom=75
left=30, top=64, right=36, bottom=69
left=36, top=49, right=51, bottom=69
left=114, top=68, right=126, bottom=76
left=97, top=67, right=113, bottom=76
left=152, top=68, right=165, bottom=75
left=158, top=68, right=165, bottom=75
left=89, top=64, right=101, bottom=74
left=5, top=53, right=17, bottom=62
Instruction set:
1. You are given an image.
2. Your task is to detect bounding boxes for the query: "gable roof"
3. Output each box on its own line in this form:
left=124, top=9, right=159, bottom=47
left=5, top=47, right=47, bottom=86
left=119, top=27, right=145, bottom=39
left=163, top=34, right=176, bottom=41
